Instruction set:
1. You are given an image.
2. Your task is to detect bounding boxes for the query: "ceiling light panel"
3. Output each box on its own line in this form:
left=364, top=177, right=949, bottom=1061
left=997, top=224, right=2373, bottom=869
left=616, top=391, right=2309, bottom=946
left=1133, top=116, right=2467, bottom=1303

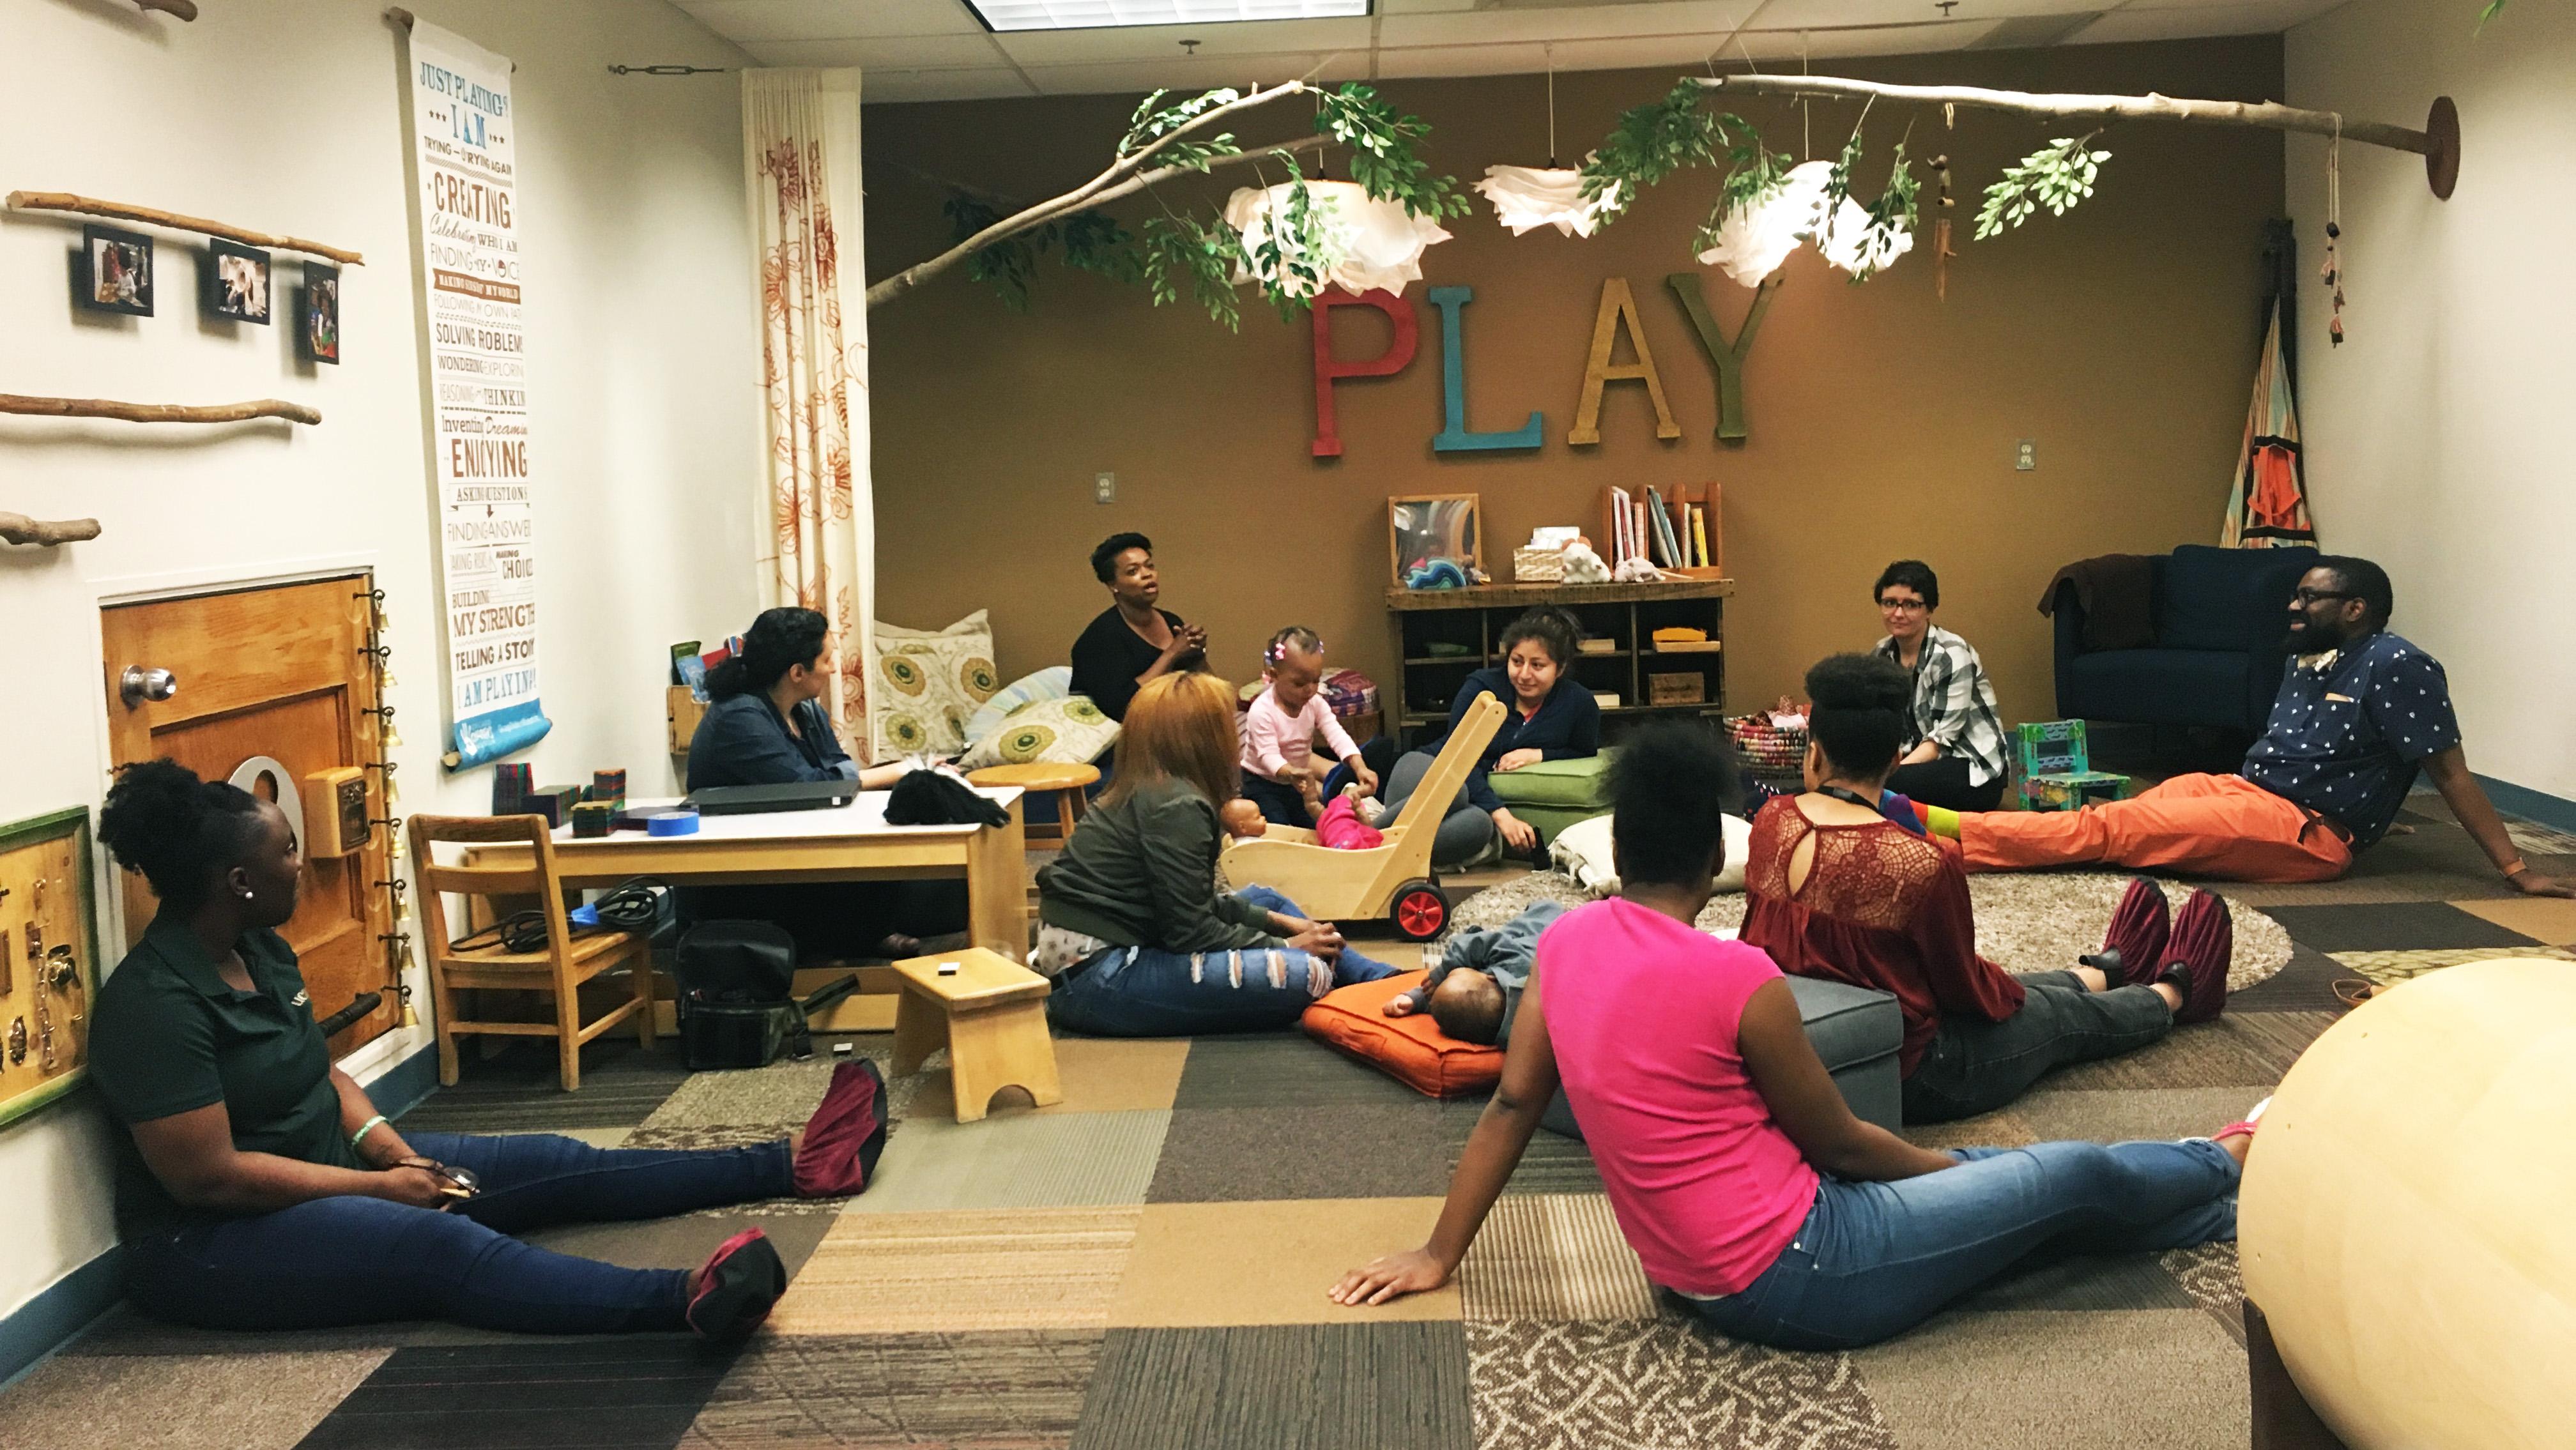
left=966, top=1, right=1371, bottom=33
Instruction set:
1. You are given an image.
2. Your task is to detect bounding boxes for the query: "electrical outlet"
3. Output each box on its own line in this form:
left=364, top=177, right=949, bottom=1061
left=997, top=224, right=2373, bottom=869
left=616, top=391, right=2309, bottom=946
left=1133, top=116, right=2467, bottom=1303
left=1094, top=471, right=1116, bottom=503
left=2015, top=439, right=2037, bottom=471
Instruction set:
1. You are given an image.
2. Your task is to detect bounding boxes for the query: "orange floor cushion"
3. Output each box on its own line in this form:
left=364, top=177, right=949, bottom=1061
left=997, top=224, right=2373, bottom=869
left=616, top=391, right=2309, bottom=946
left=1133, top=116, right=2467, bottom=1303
left=1301, top=969, right=1505, bottom=1098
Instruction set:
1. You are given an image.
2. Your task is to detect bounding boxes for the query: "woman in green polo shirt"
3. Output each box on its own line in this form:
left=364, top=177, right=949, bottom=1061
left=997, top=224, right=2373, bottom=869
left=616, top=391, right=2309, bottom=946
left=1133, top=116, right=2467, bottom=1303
left=88, top=759, right=891, bottom=1339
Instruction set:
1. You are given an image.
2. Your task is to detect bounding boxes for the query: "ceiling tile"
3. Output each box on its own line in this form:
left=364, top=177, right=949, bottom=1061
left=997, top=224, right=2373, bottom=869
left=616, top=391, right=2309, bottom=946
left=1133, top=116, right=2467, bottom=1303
left=1748, top=0, right=2112, bottom=24
left=675, top=0, right=985, bottom=42
left=744, top=34, right=1009, bottom=66
left=993, top=15, right=1373, bottom=62
left=1379, top=2, right=1754, bottom=47
left=1018, top=52, right=1375, bottom=95
left=2068, top=0, right=2346, bottom=45
left=1372, top=40, right=1556, bottom=77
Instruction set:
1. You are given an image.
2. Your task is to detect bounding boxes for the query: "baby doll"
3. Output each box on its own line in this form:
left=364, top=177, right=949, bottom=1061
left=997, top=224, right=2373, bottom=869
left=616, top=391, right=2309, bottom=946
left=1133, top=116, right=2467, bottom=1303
left=1239, top=627, right=1379, bottom=828
left=1219, top=798, right=1269, bottom=845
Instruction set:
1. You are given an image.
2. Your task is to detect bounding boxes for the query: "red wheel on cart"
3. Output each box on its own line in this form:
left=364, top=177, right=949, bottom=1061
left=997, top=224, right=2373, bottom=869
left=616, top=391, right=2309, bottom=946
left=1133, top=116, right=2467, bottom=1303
left=1390, top=880, right=1448, bottom=942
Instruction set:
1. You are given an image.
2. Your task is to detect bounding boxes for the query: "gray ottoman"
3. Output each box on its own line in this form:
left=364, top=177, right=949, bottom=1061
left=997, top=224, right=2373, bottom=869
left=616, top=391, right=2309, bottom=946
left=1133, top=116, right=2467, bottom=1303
left=1541, top=975, right=1904, bottom=1139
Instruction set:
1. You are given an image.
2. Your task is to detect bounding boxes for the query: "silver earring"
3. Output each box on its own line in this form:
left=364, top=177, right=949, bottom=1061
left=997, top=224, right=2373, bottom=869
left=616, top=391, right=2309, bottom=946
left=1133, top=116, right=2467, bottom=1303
left=240, top=890, right=255, bottom=901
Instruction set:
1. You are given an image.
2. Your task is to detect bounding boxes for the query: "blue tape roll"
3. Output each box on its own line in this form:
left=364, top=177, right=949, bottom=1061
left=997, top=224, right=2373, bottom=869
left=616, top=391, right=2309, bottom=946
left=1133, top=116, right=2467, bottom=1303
left=644, top=807, right=701, bottom=837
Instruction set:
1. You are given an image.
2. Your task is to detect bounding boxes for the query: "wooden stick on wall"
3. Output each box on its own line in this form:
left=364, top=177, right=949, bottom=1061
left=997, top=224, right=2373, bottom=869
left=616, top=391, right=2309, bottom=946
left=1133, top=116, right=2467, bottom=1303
left=3, top=192, right=362, bottom=265
left=135, top=0, right=199, bottom=19
left=0, top=514, right=102, bottom=547
left=0, top=395, right=321, bottom=426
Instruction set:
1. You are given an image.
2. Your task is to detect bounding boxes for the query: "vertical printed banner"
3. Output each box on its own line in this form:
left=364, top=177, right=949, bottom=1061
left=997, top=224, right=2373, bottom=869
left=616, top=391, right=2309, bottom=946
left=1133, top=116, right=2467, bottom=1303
left=405, top=21, right=551, bottom=768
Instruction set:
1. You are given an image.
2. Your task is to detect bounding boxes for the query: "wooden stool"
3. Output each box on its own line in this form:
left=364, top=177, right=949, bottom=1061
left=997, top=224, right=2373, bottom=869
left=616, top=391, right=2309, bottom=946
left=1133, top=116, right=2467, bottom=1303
left=888, top=947, right=1062, bottom=1122
left=965, top=762, right=1100, bottom=846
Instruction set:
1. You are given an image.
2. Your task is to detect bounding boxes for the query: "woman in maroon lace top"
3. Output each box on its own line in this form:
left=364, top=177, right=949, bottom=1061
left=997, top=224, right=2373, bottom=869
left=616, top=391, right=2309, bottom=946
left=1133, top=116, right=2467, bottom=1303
left=1740, top=656, right=2235, bottom=1122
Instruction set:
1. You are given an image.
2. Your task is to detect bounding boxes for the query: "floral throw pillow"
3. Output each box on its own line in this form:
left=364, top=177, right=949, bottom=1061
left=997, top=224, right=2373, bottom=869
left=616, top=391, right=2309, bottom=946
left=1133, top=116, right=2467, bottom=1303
left=958, top=696, right=1120, bottom=770
left=872, top=609, right=999, bottom=758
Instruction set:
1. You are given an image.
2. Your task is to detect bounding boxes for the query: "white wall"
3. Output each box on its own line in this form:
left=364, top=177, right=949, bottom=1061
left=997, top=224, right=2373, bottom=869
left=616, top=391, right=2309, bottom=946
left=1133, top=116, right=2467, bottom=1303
left=0, top=0, right=758, bottom=1327
left=2287, top=0, right=2576, bottom=799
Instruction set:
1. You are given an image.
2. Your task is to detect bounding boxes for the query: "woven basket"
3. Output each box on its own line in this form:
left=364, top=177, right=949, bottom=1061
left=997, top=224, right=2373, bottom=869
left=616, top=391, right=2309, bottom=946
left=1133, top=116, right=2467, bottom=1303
left=1726, top=714, right=1809, bottom=790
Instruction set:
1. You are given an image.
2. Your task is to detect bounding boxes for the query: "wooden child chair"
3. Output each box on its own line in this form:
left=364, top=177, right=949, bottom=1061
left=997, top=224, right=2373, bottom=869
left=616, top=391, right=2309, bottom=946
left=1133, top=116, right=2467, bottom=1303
left=1218, top=692, right=1506, bottom=942
left=409, top=814, right=656, bottom=1092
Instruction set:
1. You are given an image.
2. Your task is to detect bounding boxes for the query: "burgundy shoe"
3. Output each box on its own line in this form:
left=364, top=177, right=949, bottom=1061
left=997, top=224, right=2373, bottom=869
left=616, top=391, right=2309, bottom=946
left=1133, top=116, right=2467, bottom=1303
left=793, top=1058, right=890, bottom=1198
left=2161, top=889, right=2234, bottom=1025
left=686, top=1228, right=785, bottom=1341
left=2082, top=877, right=2172, bottom=987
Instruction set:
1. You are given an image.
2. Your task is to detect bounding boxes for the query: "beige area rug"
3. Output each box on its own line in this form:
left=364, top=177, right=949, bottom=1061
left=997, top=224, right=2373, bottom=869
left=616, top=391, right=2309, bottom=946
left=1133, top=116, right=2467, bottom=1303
left=1448, top=871, right=2293, bottom=992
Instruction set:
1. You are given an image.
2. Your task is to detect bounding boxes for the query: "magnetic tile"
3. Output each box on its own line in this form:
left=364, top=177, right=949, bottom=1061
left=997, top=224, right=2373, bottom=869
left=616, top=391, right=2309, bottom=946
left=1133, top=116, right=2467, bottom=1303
left=680, top=1331, right=1100, bottom=1448
left=296, top=1338, right=735, bottom=1450
left=1853, top=1309, right=2248, bottom=1450
left=2451, top=894, right=2576, bottom=946
left=1457, top=1194, right=1656, bottom=1322
left=1108, top=1198, right=1460, bottom=1327
left=2260, top=901, right=2540, bottom=952
left=908, top=1035, right=1189, bottom=1119
left=848, top=1108, right=1170, bottom=1212
left=1147, top=1103, right=1446, bottom=1203
left=769, top=1207, right=1139, bottom=1336
left=2327, top=943, right=2576, bottom=986
left=1993, top=1087, right=2263, bottom=1146
left=0, top=1349, right=389, bottom=1450
left=1168, top=1032, right=1427, bottom=1110
left=1466, top=1318, right=1895, bottom=1450
left=1074, top=1323, right=1471, bottom=1450
left=2226, top=945, right=2354, bottom=1012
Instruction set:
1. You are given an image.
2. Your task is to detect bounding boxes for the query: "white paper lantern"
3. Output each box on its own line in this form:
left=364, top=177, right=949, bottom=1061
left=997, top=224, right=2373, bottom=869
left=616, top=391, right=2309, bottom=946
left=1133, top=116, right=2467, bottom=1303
left=1474, top=165, right=1620, bottom=238
left=1693, top=158, right=1913, bottom=286
left=1223, top=179, right=1453, bottom=298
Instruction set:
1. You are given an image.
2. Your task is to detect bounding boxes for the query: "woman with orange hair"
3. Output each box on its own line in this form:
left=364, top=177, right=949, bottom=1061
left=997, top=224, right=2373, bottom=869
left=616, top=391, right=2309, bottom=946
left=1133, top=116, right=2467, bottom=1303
left=1034, top=671, right=1400, bottom=1035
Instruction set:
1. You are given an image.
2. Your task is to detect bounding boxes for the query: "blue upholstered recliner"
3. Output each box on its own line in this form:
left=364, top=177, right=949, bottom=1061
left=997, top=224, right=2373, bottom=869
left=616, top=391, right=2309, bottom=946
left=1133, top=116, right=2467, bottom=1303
left=2051, top=545, right=2319, bottom=736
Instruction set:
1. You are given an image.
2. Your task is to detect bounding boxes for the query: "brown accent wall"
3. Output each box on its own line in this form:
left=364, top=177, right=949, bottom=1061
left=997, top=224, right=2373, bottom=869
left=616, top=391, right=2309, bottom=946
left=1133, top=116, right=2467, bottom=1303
left=865, top=37, right=2286, bottom=735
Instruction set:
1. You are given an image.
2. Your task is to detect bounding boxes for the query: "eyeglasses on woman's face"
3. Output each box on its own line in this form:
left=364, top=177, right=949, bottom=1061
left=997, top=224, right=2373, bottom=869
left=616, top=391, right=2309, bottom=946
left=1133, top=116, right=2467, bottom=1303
left=1878, top=596, right=1929, bottom=614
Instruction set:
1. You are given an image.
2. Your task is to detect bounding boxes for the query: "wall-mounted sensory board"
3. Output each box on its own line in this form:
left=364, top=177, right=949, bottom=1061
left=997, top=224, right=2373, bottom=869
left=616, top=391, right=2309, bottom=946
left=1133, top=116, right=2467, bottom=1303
left=0, top=809, right=100, bottom=1127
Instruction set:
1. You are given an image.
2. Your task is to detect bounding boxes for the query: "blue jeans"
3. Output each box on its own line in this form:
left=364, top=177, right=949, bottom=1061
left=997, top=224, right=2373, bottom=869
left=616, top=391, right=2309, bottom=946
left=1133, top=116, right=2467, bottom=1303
left=1046, top=887, right=1402, bottom=1037
left=1682, top=1138, right=2240, bottom=1350
left=1241, top=772, right=1315, bottom=828
left=1903, top=971, right=2175, bottom=1124
left=121, top=1131, right=793, bottom=1334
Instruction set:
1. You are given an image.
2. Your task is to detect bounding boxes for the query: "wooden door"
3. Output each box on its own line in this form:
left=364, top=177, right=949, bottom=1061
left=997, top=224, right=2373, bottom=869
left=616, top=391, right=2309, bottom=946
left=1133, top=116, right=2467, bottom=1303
left=101, top=576, right=398, bottom=1054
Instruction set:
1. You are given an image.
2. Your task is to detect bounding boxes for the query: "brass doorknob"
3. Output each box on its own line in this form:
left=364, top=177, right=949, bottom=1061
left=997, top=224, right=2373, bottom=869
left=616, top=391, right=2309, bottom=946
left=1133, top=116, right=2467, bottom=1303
left=118, top=665, right=178, bottom=708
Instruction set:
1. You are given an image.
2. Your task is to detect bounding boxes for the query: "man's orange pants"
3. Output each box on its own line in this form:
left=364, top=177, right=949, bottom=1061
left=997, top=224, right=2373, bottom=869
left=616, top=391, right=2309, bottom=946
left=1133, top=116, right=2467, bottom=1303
left=1958, top=773, right=2353, bottom=883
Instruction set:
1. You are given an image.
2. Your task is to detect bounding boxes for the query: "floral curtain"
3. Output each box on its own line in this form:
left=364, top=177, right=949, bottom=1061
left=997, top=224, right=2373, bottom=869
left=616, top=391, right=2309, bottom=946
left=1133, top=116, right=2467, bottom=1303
left=744, top=69, right=873, bottom=754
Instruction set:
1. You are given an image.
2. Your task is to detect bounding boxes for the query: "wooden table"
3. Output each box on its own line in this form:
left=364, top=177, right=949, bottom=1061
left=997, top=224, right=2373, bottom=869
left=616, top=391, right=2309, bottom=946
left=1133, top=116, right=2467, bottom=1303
left=473, top=786, right=1030, bottom=961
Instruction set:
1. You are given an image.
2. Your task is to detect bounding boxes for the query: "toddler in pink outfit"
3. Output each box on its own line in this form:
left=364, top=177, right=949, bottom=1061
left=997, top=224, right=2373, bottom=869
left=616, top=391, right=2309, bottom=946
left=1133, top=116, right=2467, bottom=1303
left=1239, top=627, right=1379, bottom=829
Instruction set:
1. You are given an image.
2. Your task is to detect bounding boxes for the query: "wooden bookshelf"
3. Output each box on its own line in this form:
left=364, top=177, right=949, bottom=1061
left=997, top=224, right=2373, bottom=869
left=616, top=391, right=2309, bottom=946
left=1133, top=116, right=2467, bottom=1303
left=1384, top=579, right=1731, bottom=750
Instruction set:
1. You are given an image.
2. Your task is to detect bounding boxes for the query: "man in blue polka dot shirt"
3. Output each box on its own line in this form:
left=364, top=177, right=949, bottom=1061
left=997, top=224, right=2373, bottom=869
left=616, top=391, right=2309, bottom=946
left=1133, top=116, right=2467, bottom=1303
left=1954, top=557, right=2575, bottom=891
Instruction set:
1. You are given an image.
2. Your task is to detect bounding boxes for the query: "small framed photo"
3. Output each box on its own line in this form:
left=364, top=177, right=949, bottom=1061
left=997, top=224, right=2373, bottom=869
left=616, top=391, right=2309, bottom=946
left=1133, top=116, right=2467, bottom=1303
left=1389, top=494, right=1482, bottom=586
left=302, top=264, right=341, bottom=363
left=80, top=225, right=153, bottom=316
left=204, top=239, right=273, bottom=324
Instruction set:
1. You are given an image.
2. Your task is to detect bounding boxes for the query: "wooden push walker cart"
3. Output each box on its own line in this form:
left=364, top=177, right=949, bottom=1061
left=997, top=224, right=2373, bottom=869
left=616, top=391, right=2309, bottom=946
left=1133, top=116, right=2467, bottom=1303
left=1216, top=692, right=1506, bottom=942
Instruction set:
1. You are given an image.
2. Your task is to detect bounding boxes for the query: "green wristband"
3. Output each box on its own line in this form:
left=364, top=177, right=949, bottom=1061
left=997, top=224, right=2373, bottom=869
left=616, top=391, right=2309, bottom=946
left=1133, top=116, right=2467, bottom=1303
left=350, top=1115, right=390, bottom=1153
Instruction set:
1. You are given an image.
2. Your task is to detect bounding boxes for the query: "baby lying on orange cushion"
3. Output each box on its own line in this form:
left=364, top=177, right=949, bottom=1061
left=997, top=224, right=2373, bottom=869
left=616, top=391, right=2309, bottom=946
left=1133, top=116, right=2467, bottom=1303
left=1383, top=899, right=1566, bottom=1045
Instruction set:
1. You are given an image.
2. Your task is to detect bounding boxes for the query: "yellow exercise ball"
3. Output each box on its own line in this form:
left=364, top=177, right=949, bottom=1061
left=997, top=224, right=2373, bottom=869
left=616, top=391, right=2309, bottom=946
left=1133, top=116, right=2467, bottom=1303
left=2239, top=958, right=2576, bottom=1450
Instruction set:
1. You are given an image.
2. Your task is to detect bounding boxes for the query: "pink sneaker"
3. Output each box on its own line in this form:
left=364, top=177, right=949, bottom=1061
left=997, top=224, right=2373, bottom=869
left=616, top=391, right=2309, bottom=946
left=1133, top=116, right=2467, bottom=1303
left=2212, top=1095, right=2272, bottom=1143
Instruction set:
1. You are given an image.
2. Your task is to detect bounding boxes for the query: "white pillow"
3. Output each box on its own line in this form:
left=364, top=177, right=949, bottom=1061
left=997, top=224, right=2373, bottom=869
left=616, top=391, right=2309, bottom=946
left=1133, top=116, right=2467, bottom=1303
left=965, top=666, right=1073, bottom=745
left=1548, top=811, right=1751, bottom=898
left=872, top=609, right=999, bottom=758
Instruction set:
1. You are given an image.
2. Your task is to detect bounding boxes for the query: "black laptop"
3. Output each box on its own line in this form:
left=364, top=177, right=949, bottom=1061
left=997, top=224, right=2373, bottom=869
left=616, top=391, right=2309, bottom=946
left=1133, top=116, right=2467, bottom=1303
left=684, top=779, right=859, bottom=816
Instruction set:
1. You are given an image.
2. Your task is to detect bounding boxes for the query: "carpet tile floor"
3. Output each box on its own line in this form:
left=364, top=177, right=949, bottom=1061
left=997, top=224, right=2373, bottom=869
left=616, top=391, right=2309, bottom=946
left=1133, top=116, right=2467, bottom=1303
left=8, top=790, right=2566, bottom=1449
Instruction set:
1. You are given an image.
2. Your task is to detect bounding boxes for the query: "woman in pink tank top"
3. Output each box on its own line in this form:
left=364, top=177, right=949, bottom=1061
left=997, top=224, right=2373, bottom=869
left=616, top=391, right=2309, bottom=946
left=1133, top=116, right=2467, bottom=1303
left=1330, top=722, right=2260, bottom=1349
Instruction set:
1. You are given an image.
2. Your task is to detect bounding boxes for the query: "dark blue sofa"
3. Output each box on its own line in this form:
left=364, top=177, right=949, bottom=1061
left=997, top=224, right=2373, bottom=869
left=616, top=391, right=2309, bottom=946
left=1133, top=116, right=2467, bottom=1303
left=2051, top=545, right=2320, bottom=736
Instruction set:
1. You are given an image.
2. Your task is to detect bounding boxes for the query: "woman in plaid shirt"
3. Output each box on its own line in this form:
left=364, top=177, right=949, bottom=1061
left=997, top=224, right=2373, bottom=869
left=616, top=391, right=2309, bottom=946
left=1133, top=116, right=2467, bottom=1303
left=1871, top=561, right=2007, bottom=811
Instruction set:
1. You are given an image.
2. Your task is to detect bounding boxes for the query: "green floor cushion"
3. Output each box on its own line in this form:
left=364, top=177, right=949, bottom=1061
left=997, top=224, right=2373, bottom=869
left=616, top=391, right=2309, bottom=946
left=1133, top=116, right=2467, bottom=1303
left=1485, top=749, right=1616, bottom=842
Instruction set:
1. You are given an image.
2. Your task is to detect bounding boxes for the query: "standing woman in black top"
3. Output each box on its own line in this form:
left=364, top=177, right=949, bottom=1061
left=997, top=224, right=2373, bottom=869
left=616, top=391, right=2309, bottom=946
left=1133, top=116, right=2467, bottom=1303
left=85, top=760, right=891, bottom=1338
left=1070, top=532, right=1206, bottom=722
left=684, top=606, right=960, bottom=958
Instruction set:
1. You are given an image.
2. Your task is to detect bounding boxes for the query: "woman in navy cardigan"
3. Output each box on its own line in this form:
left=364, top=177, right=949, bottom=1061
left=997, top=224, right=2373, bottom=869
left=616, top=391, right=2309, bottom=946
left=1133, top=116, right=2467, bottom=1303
left=1379, top=608, right=1601, bottom=866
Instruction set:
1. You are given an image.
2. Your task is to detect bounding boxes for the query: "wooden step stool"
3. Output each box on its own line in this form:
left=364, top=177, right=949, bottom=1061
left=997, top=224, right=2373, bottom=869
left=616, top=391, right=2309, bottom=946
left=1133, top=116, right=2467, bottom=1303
left=889, top=947, right=1062, bottom=1122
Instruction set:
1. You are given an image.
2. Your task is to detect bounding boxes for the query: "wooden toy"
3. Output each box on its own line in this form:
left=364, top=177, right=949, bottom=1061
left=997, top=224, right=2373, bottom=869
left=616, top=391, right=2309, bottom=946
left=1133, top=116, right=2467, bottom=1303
left=1218, top=692, right=1506, bottom=941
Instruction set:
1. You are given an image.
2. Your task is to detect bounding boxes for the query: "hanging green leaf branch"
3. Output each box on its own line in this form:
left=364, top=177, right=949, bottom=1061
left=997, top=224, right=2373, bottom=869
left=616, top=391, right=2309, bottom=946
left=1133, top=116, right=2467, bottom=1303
left=873, top=79, right=1468, bottom=330
left=1972, top=133, right=2109, bottom=240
